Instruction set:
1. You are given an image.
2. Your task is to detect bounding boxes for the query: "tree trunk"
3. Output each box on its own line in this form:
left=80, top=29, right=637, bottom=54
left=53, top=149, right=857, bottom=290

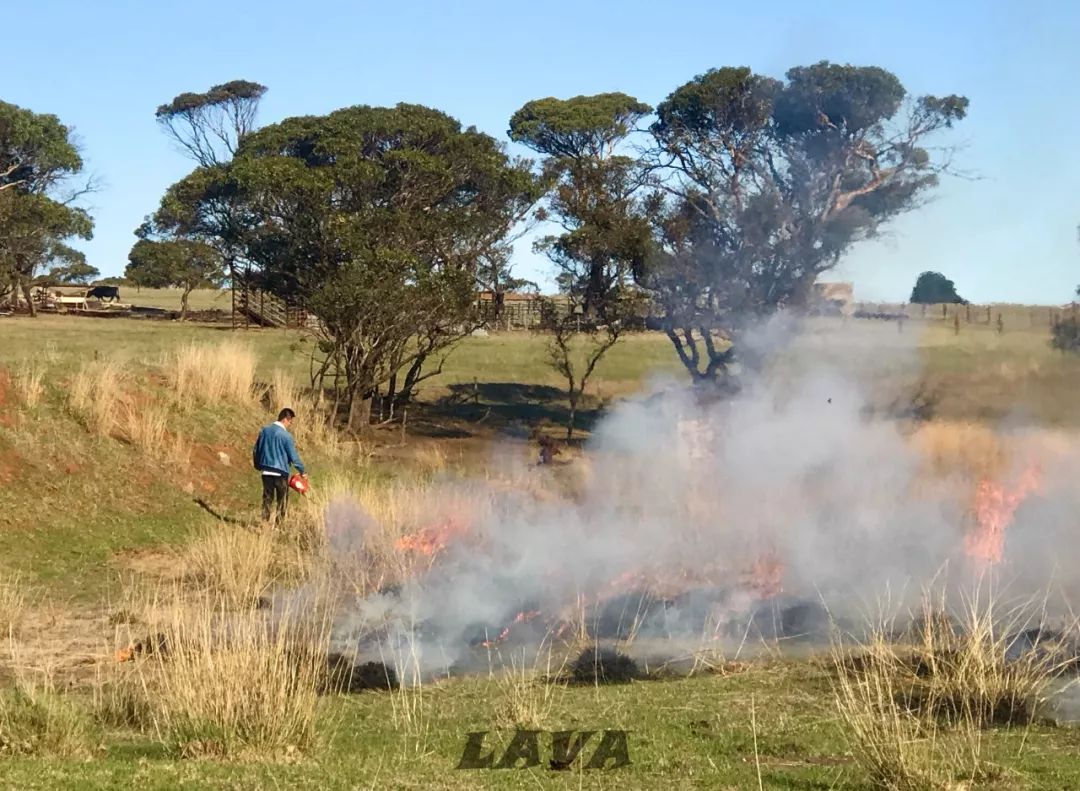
left=394, top=354, right=427, bottom=412
left=566, top=391, right=578, bottom=441
left=347, top=391, right=372, bottom=434
left=180, top=286, right=191, bottom=321
left=20, top=280, right=36, bottom=318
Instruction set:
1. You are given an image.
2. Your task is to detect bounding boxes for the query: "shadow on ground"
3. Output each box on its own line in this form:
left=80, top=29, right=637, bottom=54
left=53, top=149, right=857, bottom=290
left=414, top=381, right=601, bottom=438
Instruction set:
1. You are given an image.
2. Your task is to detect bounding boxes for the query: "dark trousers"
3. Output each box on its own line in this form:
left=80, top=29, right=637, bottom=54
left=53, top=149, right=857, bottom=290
left=261, top=475, right=288, bottom=522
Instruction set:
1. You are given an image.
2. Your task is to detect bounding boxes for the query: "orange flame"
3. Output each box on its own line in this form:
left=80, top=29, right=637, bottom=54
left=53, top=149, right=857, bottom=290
left=964, top=463, right=1041, bottom=569
left=395, top=517, right=470, bottom=556
left=745, top=553, right=784, bottom=599
left=480, top=610, right=542, bottom=648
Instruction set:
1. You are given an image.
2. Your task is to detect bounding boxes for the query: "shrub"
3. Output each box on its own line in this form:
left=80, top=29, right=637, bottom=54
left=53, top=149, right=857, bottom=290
left=1051, top=315, right=1080, bottom=353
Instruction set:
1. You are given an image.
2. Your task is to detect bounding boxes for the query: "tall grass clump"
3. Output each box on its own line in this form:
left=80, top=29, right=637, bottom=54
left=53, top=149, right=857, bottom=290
left=170, top=340, right=257, bottom=407
left=13, top=361, right=46, bottom=408
left=0, top=673, right=96, bottom=758
left=832, top=592, right=1065, bottom=789
left=492, top=645, right=565, bottom=730
left=67, top=360, right=126, bottom=437
left=135, top=591, right=333, bottom=759
left=184, top=525, right=280, bottom=608
left=0, top=574, right=30, bottom=639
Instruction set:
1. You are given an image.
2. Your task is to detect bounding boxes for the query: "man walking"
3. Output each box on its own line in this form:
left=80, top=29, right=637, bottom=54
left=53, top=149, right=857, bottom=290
left=253, top=408, right=306, bottom=522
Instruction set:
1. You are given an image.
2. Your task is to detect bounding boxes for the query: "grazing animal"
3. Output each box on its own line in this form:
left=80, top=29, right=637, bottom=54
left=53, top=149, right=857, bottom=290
left=86, top=285, right=120, bottom=302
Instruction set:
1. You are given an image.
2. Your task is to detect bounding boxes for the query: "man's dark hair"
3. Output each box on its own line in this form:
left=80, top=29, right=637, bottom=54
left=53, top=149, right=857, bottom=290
left=278, top=408, right=296, bottom=421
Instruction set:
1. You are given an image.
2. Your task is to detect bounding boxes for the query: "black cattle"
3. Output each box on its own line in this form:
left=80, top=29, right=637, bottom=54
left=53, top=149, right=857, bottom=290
left=86, top=286, right=120, bottom=302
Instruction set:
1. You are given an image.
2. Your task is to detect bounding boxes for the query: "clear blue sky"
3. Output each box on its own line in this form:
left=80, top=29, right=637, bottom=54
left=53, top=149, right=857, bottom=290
left=3, top=0, right=1078, bottom=303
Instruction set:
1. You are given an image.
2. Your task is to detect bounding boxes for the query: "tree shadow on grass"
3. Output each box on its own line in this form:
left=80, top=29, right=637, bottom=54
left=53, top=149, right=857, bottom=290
left=418, top=381, right=602, bottom=437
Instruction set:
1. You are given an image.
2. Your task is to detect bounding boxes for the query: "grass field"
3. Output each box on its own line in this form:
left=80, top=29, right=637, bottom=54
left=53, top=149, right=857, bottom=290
left=120, top=287, right=233, bottom=312
left=1, top=310, right=1080, bottom=788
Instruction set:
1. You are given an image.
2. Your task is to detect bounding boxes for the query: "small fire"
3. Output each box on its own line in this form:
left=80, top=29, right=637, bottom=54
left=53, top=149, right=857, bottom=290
left=964, top=463, right=1041, bottom=569
left=480, top=610, right=542, bottom=648
left=744, top=552, right=784, bottom=599
left=395, top=517, right=469, bottom=556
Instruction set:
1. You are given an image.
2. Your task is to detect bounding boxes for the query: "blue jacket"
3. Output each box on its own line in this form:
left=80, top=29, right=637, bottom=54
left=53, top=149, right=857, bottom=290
left=253, top=422, right=305, bottom=476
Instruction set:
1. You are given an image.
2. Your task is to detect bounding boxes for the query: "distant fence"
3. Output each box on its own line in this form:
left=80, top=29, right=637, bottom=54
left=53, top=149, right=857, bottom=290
left=849, top=302, right=1080, bottom=333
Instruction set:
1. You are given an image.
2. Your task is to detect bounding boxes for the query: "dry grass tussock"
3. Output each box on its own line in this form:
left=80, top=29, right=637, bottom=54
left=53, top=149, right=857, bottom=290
left=169, top=339, right=257, bottom=407
left=112, top=586, right=334, bottom=760
left=68, top=359, right=127, bottom=438
left=183, top=526, right=281, bottom=608
left=0, top=670, right=96, bottom=758
left=12, top=360, right=46, bottom=408
left=492, top=645, right=566, bottom=730
left=0, top=574, right=30, bottom=639
left=68, top=361, right=191, bottom=464
left=910, top=420, right=1006, bottom=481
left=832, top=593, right=1068, bottom=790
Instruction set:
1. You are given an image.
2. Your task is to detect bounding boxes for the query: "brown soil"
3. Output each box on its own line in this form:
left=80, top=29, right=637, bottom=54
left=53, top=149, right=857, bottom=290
left=7, top=604, right=120, bottom=685
left=0, top=453, right=22, bottom=484
left=111, top=546, right=186, bottom=581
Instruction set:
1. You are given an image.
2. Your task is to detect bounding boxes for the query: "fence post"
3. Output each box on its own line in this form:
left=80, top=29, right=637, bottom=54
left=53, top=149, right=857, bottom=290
left=942, top=303, right=948, bottom=319
left=965, top=304, right=971, bottom=323
left=986, top=306, right=991, bottom=324
left=953, top=314, right=960, bottom=335
left=996, top=313, right=1004, bottom=335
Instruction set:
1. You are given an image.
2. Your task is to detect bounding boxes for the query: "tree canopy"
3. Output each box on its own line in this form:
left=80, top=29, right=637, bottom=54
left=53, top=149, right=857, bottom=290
left=910, top=271, right=965, bottom=304
left=0, top=100, right=93, bottom=313
left=233, top=102, right=540, bottom=428
left=44, top=257, right=98, bottom=285
left=643, top=62, right=967, bottom=383
left=510, top=93, right=654, bottom=436
left=155, top=80, right=267, bottom=167
left=126, top=238, right=223, bottom=319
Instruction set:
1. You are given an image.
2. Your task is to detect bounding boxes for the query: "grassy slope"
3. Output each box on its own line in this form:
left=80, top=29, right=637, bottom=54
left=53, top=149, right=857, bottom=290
left=2, top=314, right=1080, bottom=596
left=2, top=314, right=1080, bottom=788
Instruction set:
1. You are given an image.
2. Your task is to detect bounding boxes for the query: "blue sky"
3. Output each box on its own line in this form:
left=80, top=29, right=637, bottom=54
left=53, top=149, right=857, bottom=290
left=3, top=0, right=1078, bottom=303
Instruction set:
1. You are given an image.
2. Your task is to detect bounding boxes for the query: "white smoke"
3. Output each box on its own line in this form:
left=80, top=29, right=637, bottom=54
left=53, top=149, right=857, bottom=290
left=317, top=323, right=1079, bottom=676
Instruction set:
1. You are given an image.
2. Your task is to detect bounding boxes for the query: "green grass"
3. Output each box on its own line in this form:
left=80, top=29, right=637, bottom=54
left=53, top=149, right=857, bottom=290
left=0, top=662, right=1079, bottom=789
left=120, top=288, right=232, bottom=312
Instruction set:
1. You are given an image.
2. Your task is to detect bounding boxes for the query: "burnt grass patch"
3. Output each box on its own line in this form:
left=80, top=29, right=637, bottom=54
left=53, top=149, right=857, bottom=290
left=568, top=646, right=641, bottom=685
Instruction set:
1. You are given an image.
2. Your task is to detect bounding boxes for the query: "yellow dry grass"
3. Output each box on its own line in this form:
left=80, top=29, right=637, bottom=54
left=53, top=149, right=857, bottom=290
left=0, top=573, right=30, bottom=639
left=127, top=589, right=332, bottom=759
left=67, top=359, right=126, bottom=437
left=491, top=645, right=566, bottom=730
left=169, top=340, right=257, bottom=407
left=68, top=360, right=192, bottom=464
left=183, top=526, right=279, bottom=608
left=832, top=591, right=1063, bottom=790
left=0, top=669, right=95, bottom=758
left=909, top=420, right=1005, bottom=481
left=12, top=361, right=45, bottom=408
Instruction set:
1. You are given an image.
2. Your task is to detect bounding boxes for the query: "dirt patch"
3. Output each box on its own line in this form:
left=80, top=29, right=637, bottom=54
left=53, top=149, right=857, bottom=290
left=6, top=604, right=118, bottom=685
left=0, top=452, right=23, bottom=484
left=111, top=546, right=186, bottom=581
